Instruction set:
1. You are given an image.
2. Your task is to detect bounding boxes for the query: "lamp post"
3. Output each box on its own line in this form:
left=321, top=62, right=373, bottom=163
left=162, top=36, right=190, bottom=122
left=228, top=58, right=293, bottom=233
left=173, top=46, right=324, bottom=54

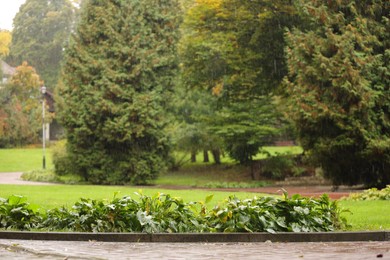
left=41, top=85, right=46, bottom=170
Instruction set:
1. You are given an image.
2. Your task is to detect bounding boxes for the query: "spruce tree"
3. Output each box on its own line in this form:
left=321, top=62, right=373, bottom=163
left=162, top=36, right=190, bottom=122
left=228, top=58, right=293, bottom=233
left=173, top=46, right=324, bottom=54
left=58, top=0, right=181, bottom=184
left=285, top=0, right=389, bottom=187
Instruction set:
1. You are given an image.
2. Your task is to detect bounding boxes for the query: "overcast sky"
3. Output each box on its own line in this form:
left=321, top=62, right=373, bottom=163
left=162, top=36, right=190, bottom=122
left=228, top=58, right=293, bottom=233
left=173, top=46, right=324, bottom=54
left=0, top=0, right=26, bottom=31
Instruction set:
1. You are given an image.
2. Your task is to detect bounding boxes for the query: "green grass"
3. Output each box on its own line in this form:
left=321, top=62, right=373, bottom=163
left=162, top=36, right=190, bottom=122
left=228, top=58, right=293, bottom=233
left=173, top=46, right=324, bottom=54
left=0, top=146, right=301, bottom=173
left=0, top=148, right=53, bottom=172
left=154, top=164, right=254, bottom=187
left=1, top=146, right=301, bottom=186
left=254, top=146, right=304, bottom=160
left=157, top=146, right=303, bottom=187
left=339, top=200, right=390, bottom=231
left=174, top=146, right=303, bottom=165
left=0, top=184, right=261, bottom=211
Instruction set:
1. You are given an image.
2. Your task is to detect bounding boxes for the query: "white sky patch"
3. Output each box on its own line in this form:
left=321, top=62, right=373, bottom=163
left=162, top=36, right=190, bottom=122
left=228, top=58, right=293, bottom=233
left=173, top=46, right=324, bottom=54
left=0, top=0, right=27, bottom=31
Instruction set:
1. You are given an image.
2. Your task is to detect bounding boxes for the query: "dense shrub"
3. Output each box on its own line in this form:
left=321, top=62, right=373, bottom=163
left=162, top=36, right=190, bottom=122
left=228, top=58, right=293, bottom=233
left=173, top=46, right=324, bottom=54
left=0, top=193, right=348, bottom=233
left=51, top=140, right=74, bottom=176
left=260, top=153, right=312, bottom=180
left=343, top=186, right=390, bottom=201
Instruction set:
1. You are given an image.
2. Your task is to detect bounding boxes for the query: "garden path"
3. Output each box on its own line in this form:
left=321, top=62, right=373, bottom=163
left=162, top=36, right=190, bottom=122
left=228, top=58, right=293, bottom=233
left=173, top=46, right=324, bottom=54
left=0, top=172, right=55, bottom=185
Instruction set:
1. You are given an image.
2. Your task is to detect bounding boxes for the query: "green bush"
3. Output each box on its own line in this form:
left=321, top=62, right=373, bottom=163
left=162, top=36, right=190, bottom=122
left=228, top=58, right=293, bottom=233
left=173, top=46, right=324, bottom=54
left=260, top=153, right=313, bottom=180
left=51, top=140, right=74, bottom=176
left=21, top=169, right=83, bottom=184
left=0, top=192, right=348, bottom=233
left=261, top=154, right=294, bottom=180
left=21, top=169, right=61, bottom=183
left=343, top=186, right=390, bottom=201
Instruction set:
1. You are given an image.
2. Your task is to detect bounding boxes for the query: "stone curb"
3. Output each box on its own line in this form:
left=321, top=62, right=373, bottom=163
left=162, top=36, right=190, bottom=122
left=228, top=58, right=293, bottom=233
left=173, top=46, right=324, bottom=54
left=0, top=231, right=389, bottom=243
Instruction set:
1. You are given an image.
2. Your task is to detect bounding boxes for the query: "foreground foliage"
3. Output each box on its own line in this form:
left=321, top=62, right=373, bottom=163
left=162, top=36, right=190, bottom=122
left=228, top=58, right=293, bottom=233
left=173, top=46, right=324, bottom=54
left=0, top=192, right=347, bottom=233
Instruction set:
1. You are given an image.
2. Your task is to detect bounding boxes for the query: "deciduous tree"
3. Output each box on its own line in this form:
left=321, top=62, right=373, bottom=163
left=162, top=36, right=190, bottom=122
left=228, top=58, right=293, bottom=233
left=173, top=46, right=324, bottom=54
left=179, top=0, right=299, bottom=164
left=8, top=0, right=75, bottom=88
left=0, top=30, right=12, bottom=58
left=0, top=62, right=44, bottom=147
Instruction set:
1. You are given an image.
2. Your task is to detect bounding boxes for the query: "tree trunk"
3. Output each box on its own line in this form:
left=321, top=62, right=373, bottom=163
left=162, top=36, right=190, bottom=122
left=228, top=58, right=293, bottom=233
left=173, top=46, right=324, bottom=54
left=191, top=151, right=196, bottom=163
left=211, top=149, right=221, bottom=164
left=203, top=150, right=209, bottom=163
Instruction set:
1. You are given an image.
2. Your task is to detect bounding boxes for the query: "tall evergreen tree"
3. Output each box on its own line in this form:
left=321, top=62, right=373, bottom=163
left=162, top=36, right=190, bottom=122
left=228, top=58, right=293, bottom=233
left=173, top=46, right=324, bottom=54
left=7, top=0, right=75, bottom=88
left=285, top=0, right=389, bottom=187
left=58, top=0, right=181, bottom=184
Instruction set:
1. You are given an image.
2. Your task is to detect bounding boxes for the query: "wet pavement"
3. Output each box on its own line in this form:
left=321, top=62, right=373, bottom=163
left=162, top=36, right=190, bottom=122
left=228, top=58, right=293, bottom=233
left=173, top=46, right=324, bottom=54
left=0, top=239, right=389, bottom=259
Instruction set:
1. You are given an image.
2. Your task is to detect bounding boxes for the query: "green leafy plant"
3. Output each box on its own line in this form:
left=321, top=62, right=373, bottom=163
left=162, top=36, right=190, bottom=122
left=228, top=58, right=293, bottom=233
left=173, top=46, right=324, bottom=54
left=0, top=195, right=42, bottom=230
left=342, top=186, right=390, bottom=201
left=0, top=192, right=348, bottom=233
left=205, top=192, right=348, bottom=233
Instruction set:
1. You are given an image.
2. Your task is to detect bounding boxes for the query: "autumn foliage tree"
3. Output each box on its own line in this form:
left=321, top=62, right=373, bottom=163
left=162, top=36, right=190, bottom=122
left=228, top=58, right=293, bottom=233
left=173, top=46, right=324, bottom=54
left=0, top=30, right=12, bottom=58
left=0, top=62, right=44, bottom=147
left=58, top=0, right=181, bottom=184
left=285, top=0, right=389, bottom=187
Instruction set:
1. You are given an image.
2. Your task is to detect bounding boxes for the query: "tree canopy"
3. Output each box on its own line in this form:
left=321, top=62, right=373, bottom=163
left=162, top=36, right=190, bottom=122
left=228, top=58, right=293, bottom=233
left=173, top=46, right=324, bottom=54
left=7, top=0, right=75, bottom=89
left=177, top=0, right=301, bottom=164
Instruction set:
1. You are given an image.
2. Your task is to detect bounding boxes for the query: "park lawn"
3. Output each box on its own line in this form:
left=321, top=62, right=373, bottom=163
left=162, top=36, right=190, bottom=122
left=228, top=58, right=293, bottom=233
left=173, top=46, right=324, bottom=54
left=339, top=200, right=390, bottom=231
left=0, top=148, right=53, bottom=172
left=0, top=146, right=302, bottom=173
left=155, top=163, right=256, bottom=187
left=0, top=184, right=261, bottom=211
